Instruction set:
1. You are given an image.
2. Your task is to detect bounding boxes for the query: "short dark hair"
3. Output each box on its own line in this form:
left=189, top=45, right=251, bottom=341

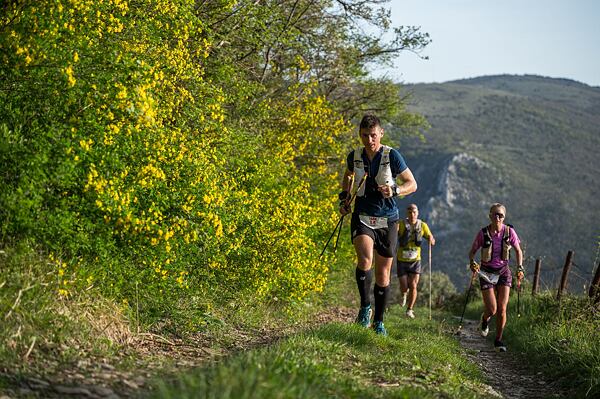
left=359, top=114, right=381, bottom=130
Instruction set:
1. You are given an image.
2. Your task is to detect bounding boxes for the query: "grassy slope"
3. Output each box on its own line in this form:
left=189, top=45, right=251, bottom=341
left=151, top=277, right=599, bottom=399
left=502, top=293, right=600, bottom=397
left=393, top=75, right=600, bottom=288
left=0, top=244, right=134, bottom=388
left=152, top=307, right=490, bottom=399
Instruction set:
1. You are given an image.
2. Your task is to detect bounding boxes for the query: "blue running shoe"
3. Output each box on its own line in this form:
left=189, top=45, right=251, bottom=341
left=355, top=305, right=372, bottom=328
left=373, top=321, right=387, bottom=336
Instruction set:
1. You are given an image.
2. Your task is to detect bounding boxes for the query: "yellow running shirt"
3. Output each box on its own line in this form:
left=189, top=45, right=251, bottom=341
left=396, top=220, right=432, bottom=262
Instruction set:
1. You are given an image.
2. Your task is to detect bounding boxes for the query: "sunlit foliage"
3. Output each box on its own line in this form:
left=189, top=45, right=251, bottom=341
left=0, top=1, right=429, bottom=316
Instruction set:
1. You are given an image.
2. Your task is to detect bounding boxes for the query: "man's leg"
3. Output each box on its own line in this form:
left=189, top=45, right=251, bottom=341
left=398, top=271, right=408, bottom=307
left=373, top=252, right=393, bottom=324
left=406, top=273, right=420, bottom=318
left=353, top=235, right=374, bottom=326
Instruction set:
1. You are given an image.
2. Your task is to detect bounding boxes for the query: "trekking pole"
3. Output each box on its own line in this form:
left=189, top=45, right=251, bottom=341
left=334, top=174, right=354, bottom=251
left=428, top=241, right=432, bottom=320
left=319, top=174, right=367, bottom=258
left=319, top=216, right=344, bottom=259
left=458, top=269, right=477, bottom=332
left=333, top=214, right=345, bottom=251
left=517, top=277, right=521, bottom=318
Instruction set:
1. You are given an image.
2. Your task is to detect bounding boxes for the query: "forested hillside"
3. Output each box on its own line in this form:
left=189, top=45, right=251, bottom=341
left=0, top=0, right=432, bottom=360
left=392, top=75, right=600, bottom=287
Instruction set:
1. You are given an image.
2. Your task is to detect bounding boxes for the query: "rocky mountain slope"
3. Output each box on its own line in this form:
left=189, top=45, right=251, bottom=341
left=392, top=75, right=600, bottom=288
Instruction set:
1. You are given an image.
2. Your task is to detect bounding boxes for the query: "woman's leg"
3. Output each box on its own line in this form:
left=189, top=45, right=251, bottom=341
left=495, top=285, right=511, bottom=340
left=481, top=288, right=497, bottom=320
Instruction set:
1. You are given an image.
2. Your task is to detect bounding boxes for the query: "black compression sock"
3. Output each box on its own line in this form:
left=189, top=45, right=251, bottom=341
left=355, top=268, right=373, bottom=308
left=374, top=284, right=389, bottom=322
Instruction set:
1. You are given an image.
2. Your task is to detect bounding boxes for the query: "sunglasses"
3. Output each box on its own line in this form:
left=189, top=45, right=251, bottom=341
left=493, top=213, right=505, bottom=219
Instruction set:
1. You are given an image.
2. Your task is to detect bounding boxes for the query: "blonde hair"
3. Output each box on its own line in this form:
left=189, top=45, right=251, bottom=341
left=489, top=203, right=506, bottom=215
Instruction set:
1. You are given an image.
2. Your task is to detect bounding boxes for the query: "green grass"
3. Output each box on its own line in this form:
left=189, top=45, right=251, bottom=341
left=0, top=244, right=130, bottom=374
left=502, top=292, right=600, bottom=397
left=151, top=307, right=491, bottom=399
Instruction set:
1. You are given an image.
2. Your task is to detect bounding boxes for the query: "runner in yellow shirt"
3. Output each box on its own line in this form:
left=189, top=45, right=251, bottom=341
left=396, top=204, right=435, bottom=318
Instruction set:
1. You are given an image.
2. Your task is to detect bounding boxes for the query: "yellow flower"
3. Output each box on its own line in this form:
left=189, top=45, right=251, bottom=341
left=64, top=65, right=76, bottom=87
left=79, top=138, right=92, bottom=151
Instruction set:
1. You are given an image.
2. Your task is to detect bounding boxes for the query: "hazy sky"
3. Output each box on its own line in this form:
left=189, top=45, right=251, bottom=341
left=377, top=0, right=600, bottom=87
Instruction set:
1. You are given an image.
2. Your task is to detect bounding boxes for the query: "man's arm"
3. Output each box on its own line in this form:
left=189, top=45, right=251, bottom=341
left=396, top=168, right=417, bottom=196
left=423, top=223, right=435, bottom=246
left=339, top=169, right=353, bottom=215
left=428, top=234, right=436, bottom=246
left=378, top=167, right=418, bottom=198
left=341, top=169, right=353, bottom=192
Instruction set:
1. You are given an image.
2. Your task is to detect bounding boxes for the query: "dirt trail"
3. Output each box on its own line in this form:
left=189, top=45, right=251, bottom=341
left=456, top=318, right=571, bottom=399
left=0, top=307, right=356, bottom=398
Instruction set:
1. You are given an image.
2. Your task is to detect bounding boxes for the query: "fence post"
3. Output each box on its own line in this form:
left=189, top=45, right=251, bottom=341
left=589, top=261, right=600, bottom=304
left=532, top=258, right=541, bottom=296
left=556, top=250, right=574, bottom=301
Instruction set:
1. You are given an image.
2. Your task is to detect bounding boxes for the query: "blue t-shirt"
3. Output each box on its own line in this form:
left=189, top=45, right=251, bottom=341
left=346, top=146, right=408, bottom=220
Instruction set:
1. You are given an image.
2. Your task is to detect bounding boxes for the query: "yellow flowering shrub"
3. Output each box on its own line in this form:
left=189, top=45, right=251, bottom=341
left=0, top=0, right=356, bottom=310
left=1, top=0, right=426, bottom=320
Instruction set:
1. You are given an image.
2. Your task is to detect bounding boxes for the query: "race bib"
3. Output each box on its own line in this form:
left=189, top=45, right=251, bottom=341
left=359, top=215, right=388, bottom=229
left=478, top=270, right=500, bottom=285
left=402, top=249, right=419, bottom=260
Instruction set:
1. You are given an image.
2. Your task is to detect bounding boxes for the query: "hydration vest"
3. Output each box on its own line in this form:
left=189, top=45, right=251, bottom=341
left=399, top=219, right=423, bottom=247
left=353, top=145, right=394, bottom=197
left=481, top=224, right=512, bottom=262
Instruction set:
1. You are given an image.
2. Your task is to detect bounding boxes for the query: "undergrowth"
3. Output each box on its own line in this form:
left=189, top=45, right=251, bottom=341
left=504, top=292, right=600, bottom=397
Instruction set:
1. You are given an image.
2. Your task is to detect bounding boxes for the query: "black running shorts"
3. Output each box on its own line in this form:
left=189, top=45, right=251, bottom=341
left=397, top=260, right=422, bottom=276
left=350, top=213, right=398, bottom=258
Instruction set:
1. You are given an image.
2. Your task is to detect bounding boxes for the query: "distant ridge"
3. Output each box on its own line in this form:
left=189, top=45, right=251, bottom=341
left=448, top=74, right=594, bottom=88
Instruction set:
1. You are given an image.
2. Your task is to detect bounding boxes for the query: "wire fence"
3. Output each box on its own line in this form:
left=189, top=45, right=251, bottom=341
left=525, top=250, right=600, bottom=302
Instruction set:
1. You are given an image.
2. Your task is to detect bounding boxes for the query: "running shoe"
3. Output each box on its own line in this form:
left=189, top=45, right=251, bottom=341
left=373, top=321, right=388, bottom=336
left=494, top=339, right=507, bottom=352
left=355, top=305, right=372, bottom=328
left=406, top=309, right=415, bottom=319
left=479, top=313, right=489, bottom=337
